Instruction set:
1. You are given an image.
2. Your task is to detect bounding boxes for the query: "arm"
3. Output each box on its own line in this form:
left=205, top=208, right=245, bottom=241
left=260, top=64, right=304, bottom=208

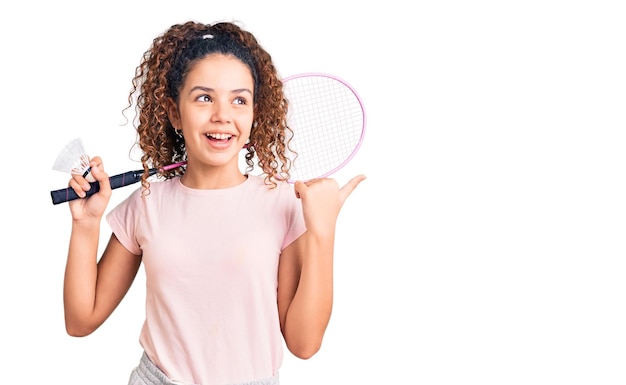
left=62, top=157, right=142, bottom=336
left=64, top=232, right=141, bottom=336
left=277, top=175, right=365, bottom=359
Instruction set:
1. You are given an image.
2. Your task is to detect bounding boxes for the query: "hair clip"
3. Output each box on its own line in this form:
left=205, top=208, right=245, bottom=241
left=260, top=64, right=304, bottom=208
left=203, top=34, right=214, bottom=39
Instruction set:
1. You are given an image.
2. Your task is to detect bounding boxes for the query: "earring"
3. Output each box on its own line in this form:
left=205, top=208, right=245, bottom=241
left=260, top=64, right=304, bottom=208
left=175, top=129, right=183, bottom=138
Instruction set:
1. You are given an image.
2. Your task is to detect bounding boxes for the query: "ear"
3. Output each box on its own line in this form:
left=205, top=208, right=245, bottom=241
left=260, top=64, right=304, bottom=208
left=166, top=98, right=181, bottom=129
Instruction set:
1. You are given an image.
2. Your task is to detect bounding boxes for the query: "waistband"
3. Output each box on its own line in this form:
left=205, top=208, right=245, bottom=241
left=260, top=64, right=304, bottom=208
left=130, top=352, right=280, bottom=385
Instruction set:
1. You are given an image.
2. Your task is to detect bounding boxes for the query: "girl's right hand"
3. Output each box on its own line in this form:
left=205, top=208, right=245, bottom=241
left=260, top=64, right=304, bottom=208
left=67, top=156, right=112, bottom=222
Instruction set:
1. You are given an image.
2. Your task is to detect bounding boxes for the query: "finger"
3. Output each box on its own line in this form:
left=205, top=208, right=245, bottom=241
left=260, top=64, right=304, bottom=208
left=89, top=156, right=104, bottom=173
left=90, top=159, right=111, bottom=193
left=339, top=174, right=367, bottom=201
left=70, top=165, right=96, bottom=195
left=294, top=177, right=328, bottom=198
left=293, top=180, right=306, bottom=199
left=68, top=177, right=89, bottom=198
left=303, top=177, right=321, bottom=186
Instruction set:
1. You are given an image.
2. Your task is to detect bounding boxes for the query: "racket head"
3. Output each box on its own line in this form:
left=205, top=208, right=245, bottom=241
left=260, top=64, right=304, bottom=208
left=281, top=72, right=366, bottom=183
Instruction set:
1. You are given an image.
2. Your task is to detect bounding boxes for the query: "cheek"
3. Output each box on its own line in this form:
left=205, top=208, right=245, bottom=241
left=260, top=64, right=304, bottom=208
left=238, top=114, right=254, bottom=133
left=181, top=111, right=208, bottom=128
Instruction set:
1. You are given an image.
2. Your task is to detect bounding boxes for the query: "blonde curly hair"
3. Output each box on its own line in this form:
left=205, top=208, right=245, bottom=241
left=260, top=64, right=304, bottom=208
left=125, top=20, right=293, bottom=193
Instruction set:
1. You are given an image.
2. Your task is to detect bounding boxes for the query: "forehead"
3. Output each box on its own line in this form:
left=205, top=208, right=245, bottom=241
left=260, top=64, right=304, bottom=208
left=184, top=54, right=254, bottom=88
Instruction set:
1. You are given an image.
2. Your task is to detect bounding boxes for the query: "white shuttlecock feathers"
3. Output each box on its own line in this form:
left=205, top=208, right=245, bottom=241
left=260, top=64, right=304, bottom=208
left=52, top=137, right=91, bottom=176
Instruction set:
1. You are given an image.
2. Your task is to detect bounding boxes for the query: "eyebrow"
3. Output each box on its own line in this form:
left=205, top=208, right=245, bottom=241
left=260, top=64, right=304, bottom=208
left=188, top=86, right=253, bottom=95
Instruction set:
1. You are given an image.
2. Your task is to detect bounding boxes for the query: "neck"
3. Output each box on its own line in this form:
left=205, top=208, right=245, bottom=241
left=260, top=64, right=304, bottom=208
left=180, top=165, right=247, bottom=190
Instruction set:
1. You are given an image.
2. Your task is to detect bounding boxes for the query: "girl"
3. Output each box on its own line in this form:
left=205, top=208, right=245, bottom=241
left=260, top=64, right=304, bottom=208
left=63, top=20, right=365, bottom=385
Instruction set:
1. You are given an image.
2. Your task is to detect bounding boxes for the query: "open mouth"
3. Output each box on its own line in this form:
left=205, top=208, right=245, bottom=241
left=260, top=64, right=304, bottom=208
left=206, top=133, right=233, bottom=142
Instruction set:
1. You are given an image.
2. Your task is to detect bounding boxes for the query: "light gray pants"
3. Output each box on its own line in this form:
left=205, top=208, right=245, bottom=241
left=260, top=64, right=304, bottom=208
left=128, top=352, right=280, bottom=385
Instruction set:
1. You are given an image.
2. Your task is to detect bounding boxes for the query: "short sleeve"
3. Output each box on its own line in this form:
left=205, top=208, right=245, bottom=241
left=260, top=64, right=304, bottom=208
left=281, top=186, right=307, bottom=250
left=106, top=188, right=143, bottom=256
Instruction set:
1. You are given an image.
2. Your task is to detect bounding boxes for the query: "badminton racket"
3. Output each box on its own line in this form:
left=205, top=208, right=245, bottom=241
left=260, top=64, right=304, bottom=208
left=50, top=72, right=366, bottom=205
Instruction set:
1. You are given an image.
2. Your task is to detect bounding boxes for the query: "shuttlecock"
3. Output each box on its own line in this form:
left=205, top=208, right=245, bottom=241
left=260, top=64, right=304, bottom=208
left=52, top=137, right=93, bottom=179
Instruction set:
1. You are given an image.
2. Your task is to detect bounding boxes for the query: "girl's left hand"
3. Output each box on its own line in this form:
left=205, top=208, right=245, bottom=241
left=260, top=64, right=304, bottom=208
left=294, top=175, right=366, bottom=237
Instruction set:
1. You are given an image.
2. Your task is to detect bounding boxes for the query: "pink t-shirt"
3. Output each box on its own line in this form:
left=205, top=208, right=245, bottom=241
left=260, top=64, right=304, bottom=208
left=106, top=175, right=306, bottom=384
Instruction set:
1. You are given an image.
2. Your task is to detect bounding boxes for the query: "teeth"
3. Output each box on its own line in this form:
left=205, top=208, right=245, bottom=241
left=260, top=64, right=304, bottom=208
left=207, top=133, right=232, bottom=140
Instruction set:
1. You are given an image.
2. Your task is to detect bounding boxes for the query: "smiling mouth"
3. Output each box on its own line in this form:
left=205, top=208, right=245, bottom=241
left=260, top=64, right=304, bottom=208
left=206, top=133, right=233, bottom=142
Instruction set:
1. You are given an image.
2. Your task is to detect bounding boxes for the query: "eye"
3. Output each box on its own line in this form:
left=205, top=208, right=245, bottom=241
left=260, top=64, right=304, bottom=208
left=196, top=94, right=212, bottom=103
left=233, top=96, right=248, bottom=105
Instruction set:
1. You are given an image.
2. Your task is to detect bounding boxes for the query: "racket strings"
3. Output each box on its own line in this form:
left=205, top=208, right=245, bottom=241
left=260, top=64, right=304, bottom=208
left=285, top=75, right=364, bottom=181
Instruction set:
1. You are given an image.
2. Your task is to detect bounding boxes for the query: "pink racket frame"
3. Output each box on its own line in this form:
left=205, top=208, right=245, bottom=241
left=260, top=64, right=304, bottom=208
left=281, top=72, right=367, bottom=182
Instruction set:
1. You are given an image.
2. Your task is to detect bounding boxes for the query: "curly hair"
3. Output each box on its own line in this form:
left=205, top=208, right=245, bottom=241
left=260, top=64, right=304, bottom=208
left=125, top=20, right=293, bottom=194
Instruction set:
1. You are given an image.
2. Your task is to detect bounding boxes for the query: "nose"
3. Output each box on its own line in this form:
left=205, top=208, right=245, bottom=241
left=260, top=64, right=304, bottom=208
left=210, top=100, right=232, bottom=123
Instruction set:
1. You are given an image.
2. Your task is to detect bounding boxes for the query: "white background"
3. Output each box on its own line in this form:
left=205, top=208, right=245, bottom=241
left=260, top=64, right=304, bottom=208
left=1, top=1, right=625, bottom=384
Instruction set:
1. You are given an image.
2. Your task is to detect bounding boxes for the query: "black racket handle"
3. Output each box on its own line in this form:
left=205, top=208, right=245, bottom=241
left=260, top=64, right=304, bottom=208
left=50, top=170, right=144, bottom=205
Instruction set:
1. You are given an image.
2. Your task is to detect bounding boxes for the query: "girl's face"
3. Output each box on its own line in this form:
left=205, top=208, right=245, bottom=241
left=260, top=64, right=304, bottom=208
left=169, top=53, right=254, bottom=173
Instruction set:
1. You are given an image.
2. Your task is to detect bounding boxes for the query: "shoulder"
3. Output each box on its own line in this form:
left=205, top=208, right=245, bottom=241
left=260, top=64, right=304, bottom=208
left=246, top=175, right=293, bottom=192
left=133, top=177, right=180, bottom=203
left=245, top=175, right=297, bottom=199
left=110, top=177, right=178, bottom=211
left=145, top=177, right=179, bottom=193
